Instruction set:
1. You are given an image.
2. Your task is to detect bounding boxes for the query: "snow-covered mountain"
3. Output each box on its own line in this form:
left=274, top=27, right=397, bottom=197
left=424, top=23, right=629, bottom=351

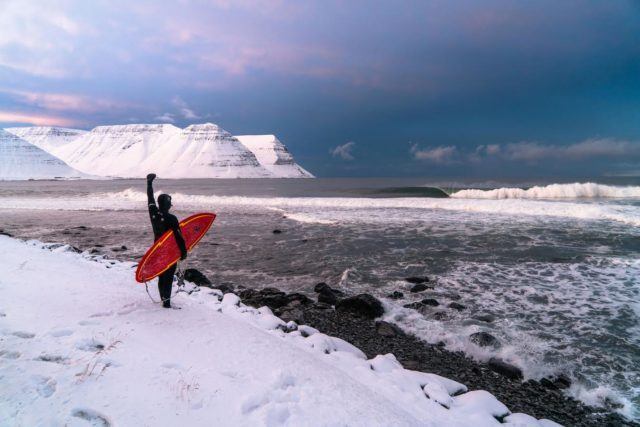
left=4, top=126, right=86, bottom=153
left=236, top=134, right=314, bottom=178
left=0, top=129, right=85, bottom=180
left=3, top=123, right=313, bottom=179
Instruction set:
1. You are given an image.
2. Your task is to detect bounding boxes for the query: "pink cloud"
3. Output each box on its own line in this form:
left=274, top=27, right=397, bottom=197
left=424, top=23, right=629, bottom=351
left=0, top=111, right=80, bottom=127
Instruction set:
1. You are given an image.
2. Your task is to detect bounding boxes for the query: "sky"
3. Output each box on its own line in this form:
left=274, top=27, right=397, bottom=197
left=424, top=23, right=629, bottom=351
left=0, top=0, right=639, bottom=178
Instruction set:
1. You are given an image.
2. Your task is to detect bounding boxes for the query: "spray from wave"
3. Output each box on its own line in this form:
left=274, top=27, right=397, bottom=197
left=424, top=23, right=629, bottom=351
left=451, top=182, right=640, bottom=199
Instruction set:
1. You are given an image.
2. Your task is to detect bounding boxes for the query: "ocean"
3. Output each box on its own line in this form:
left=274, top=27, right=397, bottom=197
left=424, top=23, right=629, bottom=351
left=1, top=177, right=639, bottom=420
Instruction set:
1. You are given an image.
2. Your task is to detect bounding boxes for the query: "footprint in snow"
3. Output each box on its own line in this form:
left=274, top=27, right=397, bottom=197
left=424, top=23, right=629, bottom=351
left=49, top=329, right=74, bottom=337
left=89, top=311, right=113, bottom=318
left=75, top=338, right=106, bottom=352
left=71, top=408, right=111, bottom=427
left=35, top=354, right=70, bottom=365
left=12, top=331, right=35, bottom=339
left=0, top=350, right=21, bottom=359
left=32, top=375, right=57, bottom=398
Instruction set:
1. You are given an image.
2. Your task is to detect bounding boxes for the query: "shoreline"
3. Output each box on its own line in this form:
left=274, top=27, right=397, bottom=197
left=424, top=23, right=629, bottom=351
left=233, top=284, right=637, bottom=427
left=1, top=225, right=637, bottom=425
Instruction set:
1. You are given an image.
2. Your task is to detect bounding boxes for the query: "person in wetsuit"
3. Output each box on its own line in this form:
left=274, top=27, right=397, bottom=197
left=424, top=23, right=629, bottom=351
left=146, top=173, right=188, bottom=308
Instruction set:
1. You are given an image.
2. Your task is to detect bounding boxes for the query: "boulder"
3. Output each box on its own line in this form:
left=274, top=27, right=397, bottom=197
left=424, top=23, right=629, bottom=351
left=421, top=298, right=439, bottom=307
left=449, top=302, right=466, bottom=311
left=469, top=332, right=501, bottom=348
left=405, top=276, right=430, bottom=284
left=488, top=358, right=523, bottom=380
left=410, top=283, right=431, bottom=293
left=387, top=291, right=404, bottom=300
left=216, top=283, right=235, bottom=294
left=317, top=289, right=339, bottom=305
left=183, top=268, right=212, bottom=287
left=272, top=229, right=282, bottom=234
left=476, top=314, right=495, bottom=323
left=314, top=282, right=344, bottom=296
left=403, top=301, right=424, bottom=310
left=376, top=321, right=403, bottom=337
left=336, top=294, right=384, bottom=318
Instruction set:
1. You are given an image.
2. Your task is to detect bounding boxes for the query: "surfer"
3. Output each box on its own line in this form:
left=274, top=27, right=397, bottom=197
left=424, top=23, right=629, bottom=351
left=146, top=173, right=188, bottom=308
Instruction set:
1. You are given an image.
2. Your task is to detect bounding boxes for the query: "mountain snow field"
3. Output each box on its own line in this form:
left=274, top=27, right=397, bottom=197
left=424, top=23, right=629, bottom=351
left=2, top=124, right=313, bottom=179
left=0, top=235, right=560, bottom=426
left=0, top=129, right=85, bottom=180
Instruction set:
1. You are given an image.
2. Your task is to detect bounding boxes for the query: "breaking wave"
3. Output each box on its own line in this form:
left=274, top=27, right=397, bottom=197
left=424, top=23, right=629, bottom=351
left=451, top=182, right=640, bottom=199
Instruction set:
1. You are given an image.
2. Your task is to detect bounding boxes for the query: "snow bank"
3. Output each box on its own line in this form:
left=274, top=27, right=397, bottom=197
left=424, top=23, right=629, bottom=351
left=0, top=236, right=560, bottom=426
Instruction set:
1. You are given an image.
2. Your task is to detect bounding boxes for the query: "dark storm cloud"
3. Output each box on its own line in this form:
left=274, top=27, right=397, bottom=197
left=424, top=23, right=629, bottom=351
left=0, top=0, right=638, bottom=177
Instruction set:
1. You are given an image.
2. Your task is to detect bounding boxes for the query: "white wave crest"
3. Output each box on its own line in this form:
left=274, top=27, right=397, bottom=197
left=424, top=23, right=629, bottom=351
left=451, top=182, right=640, bottom=199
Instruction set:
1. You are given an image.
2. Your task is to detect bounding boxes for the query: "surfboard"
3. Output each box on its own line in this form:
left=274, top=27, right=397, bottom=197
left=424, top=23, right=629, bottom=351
left=135, top=212, right=216, bottom=283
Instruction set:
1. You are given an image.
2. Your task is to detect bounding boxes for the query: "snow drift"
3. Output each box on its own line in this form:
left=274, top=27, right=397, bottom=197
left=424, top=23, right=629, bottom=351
left=0, top=129, right=85, bottom=180
left=0, top=235, right=560, bottom=426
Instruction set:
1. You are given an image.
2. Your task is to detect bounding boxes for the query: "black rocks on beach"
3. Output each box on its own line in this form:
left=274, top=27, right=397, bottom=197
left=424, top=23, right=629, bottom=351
left=469, top=332, right=501, bottom=349
left=405, top=276, right=430, bottom=284
left=235, top=285, right=635, bottom=427
left=336, top=294, right=385, bottom=318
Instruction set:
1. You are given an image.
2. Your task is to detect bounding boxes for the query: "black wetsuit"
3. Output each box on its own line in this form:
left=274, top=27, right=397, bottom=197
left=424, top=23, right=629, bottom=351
left=147, top=181, right=187, bottom=307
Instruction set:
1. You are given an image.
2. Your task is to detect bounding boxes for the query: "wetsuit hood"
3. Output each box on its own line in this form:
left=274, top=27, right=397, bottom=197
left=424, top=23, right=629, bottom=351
left=158, top=193, right=172, bottom=212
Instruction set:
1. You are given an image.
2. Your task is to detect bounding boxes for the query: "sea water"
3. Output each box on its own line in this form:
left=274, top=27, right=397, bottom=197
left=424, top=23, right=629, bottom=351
left=1, top=177, right=639, bottom=420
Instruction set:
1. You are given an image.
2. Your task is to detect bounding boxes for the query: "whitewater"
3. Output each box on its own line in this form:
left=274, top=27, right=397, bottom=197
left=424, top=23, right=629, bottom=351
left=0, top=179, right=639, bottom=422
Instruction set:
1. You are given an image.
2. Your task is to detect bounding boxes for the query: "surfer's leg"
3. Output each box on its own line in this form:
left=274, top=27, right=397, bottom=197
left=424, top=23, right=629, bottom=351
left=158, top=264, right=177, bottom=308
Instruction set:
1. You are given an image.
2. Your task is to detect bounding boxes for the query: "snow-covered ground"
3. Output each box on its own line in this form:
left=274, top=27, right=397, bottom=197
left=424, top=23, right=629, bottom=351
left=0, top=236, right=560, bottom=426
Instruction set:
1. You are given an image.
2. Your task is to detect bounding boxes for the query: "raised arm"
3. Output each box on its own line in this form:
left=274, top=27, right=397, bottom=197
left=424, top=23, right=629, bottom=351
left=146, top=173, right=157, bottom=207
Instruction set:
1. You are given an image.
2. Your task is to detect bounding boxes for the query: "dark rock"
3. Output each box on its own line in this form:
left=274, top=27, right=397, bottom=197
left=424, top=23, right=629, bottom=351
left=405, top=276, right=430, bottom=284
left=421, top=298, right=439, bottom=306
left=183, top=268, right=212, bottom=287
left=238, top=287, right=289, bottom=310
left=401, top=360, right=420, bottom=370
left=111, top=245, right=128, bottom=252
left=314, top=282, right=330, bottom=292
left=216, top=283, right=235, bottom=294
left=0, top=229, right=13, bottom=237
left=488, top=358, right=523, bottom=380
left=376, top=321, right=403, bottom=337
left=469, top=332, right=501, bottom=348
left=317, top=289, right=339, bottom=305
left=285, top=293, right=312, bottom=306
left=553, top=374, right=572, bottom=390
left=89, top=248, right=101, bottom=254
left=336, top=294, right=384, bottom=318
left=410, top=283, right=431, bottom=292
left=272, top=229, right=282, bottom=234
left=446, top=293, right=462, bottom=301
left=312, top=302, right=333, bottom=310
left=279, top=308, right=304, bottom=324
left=403, top=301, right=424, bottom=310
left=476, top=314, right=495, bottom=323
left=432, top=311, right=448, bottom=321
left=313, top=282, right=344, bottom=296
left=449, top=302, right=466, bottom=311
left=387, top=291, right=404, bottom=300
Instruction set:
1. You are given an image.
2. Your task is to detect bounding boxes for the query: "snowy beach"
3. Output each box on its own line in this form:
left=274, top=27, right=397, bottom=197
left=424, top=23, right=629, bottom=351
left=0, top=235, right=566, bottom=426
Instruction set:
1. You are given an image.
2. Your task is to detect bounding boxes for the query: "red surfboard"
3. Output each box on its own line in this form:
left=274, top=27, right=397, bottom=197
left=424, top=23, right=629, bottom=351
left=135, top=212, right=216, bottom=283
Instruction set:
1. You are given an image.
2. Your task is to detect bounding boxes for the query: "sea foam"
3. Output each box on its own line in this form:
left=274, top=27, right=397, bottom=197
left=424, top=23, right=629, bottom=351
left=451, top=182, right=640, bottom=199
